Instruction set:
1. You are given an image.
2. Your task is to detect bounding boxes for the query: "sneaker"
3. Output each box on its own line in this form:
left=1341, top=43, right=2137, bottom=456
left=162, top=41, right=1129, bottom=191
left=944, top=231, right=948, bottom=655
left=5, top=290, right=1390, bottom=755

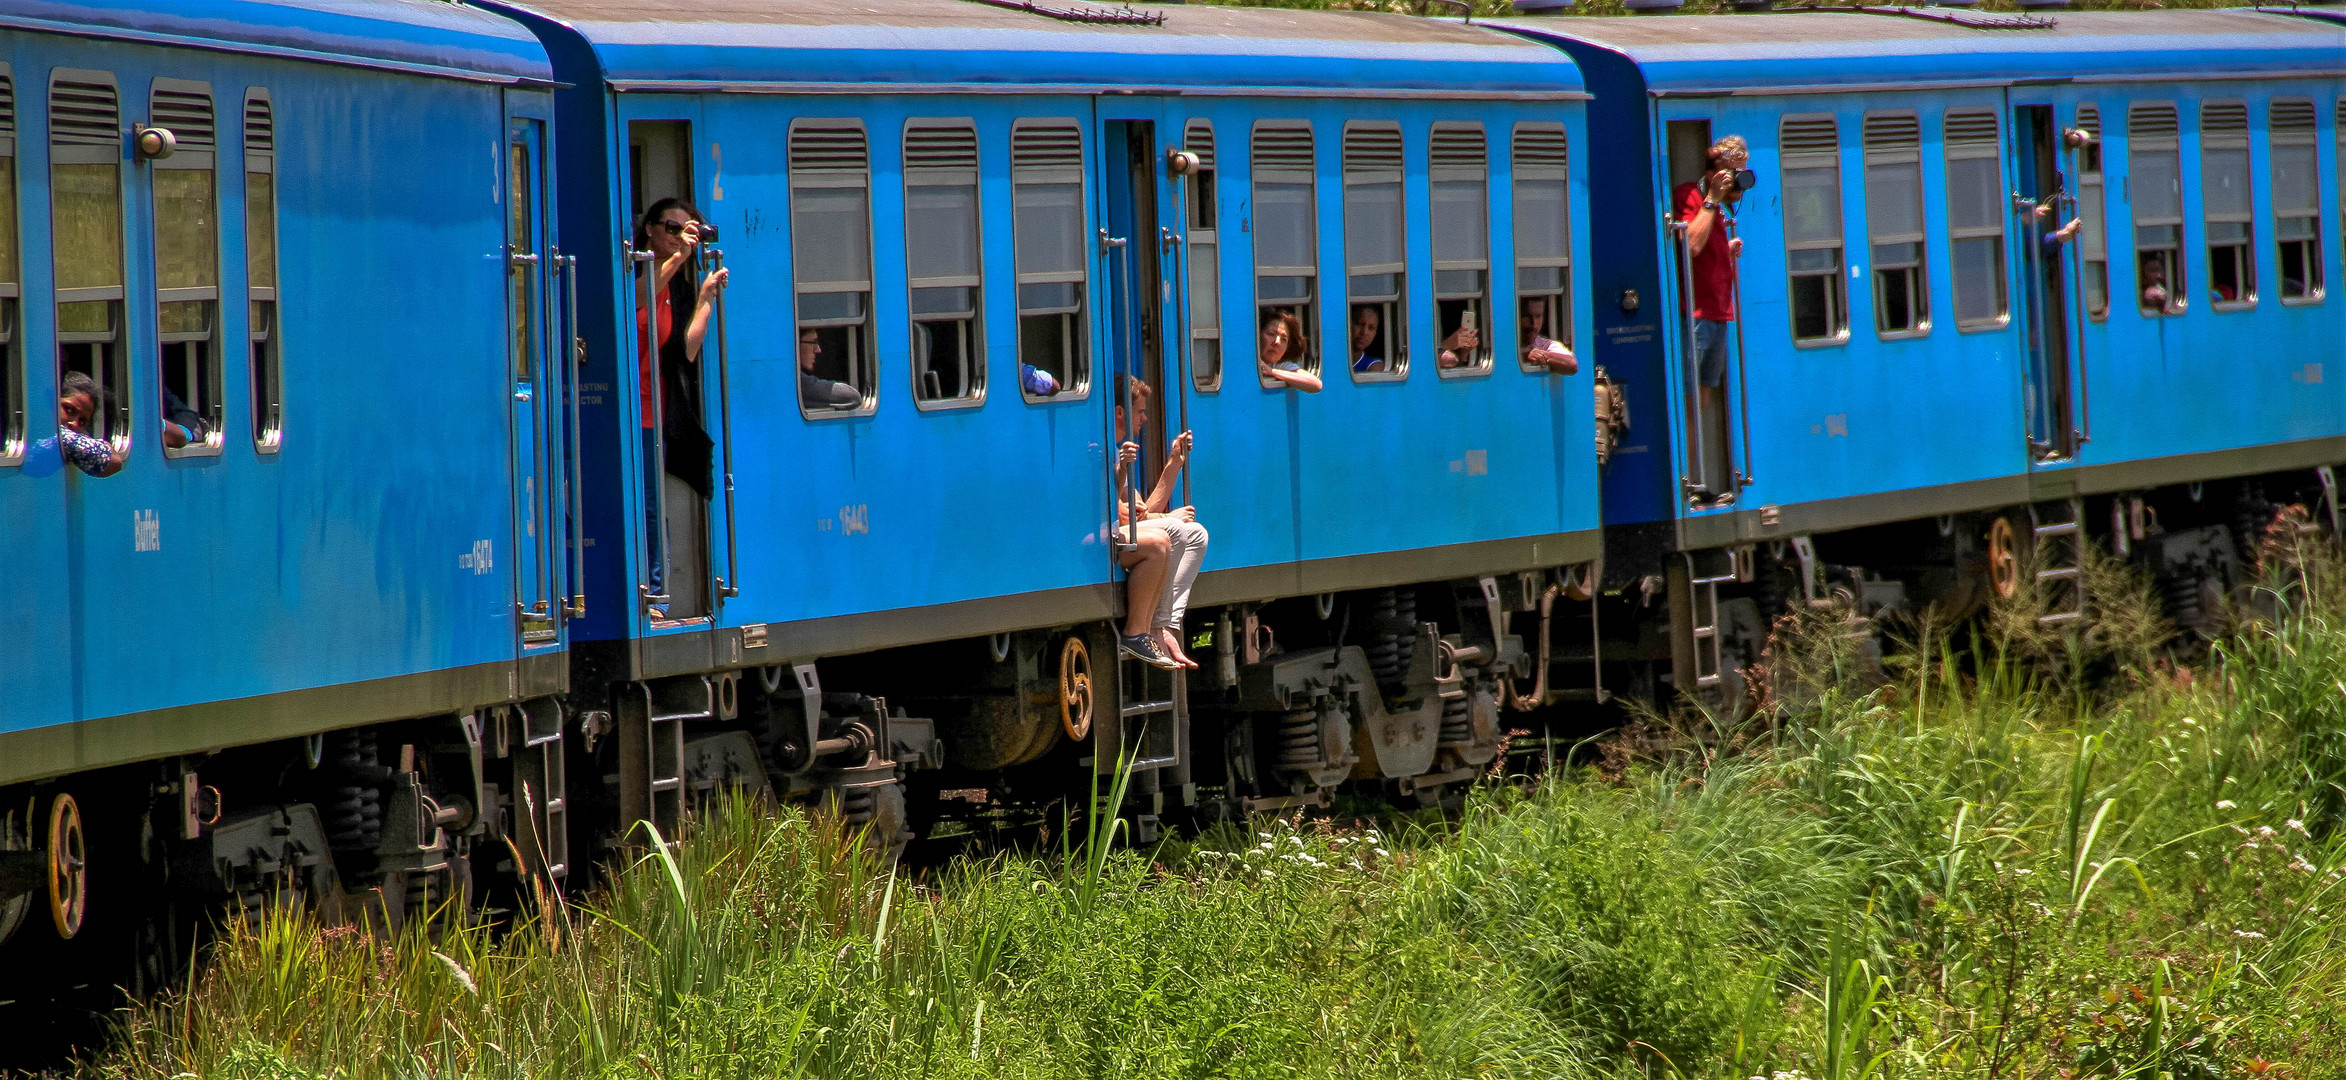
left=1119, top=633, right=1180, bottom=670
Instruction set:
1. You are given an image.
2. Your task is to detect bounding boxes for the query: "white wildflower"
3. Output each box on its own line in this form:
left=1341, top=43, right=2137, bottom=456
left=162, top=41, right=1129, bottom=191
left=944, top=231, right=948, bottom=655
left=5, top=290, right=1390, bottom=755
left=2233, top=930, right=2268, bottom=940
left=2292, top=857, right=2318, bottom=873
left=2288, top=819, right=2309, bottom=834
left=2217, top=800, right=2238, bottom=810
left=2257, top=825, right=2278, bottom=839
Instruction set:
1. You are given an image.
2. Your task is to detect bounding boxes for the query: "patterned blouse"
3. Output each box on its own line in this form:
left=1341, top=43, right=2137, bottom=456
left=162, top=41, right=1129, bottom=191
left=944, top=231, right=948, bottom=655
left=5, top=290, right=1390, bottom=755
left=59, top=427, right=115, bottom=476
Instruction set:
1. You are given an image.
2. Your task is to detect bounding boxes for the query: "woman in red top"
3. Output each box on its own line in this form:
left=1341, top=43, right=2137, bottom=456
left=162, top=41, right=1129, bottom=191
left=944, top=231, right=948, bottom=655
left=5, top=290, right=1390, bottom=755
left=635, top=198, right=730, bottom=596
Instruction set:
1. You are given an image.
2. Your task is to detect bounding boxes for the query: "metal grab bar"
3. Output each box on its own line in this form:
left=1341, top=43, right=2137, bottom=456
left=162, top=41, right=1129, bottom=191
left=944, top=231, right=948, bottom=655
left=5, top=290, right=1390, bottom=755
left=1722, top=212, right=1754, bottom=489
left=2058, top=150, right=2092, bottom=446
left=629, top=243, right=669, bottom=613
left=710, top=247, right=739, bottom=601
left=559, top=251, right=586, bottom=619
left=1164, top=223, right=1191, bottom=511
left=1667, top=216, right=1708, bottom=501
left=1103, top=230, right=1141, bottom=551
left=2015, top=191, right=2053, bottom=453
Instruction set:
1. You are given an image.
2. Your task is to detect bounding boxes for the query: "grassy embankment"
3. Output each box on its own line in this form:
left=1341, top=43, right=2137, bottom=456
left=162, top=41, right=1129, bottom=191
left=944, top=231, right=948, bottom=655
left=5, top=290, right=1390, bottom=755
left=81, top=541, right=2346, bottom=1079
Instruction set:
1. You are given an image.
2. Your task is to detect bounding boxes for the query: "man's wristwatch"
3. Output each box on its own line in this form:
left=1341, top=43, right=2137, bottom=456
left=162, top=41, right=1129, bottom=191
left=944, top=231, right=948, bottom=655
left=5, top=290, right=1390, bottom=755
left=1703, top=200, right=1722, bottom=212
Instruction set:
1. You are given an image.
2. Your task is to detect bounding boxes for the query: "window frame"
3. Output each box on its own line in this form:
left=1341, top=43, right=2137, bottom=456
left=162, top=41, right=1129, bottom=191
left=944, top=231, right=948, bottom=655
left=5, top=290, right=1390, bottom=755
left=2199, top=99, right=2257, bottom=312
left=1861, top=110, right=1930, bottom=339
left=151, top=76, right=223, bottom=459
left=788, top=117, right=878, bottom=418
left=1342, top=120, right=1407, bottom=384
left=51, top=68, right=130, bottom=452
left=1010, top=117, right=1091, bottom=404
left=2075, top=103, right=2111, bottom=322
left=244, top=88, right=281, bottom=451
left=1511, top=121, right=1573, bottom=375
left=1250, top=120, right=1320, bottom=387
left=2129, top=100, right=2187, bottom=318
left=1780, top=112, right=1851, bottom=347
left=1184, top=119, right=1221, bottom=394
left=0, top=64, right=23, bottom=466
left=1942, top=107, right=2009, bottom=334
left=901, top=117, right=987, bottom=411
left=2269, top=98, right=2323, bottom=307
left=1429, top=120, right=1492, bottom=378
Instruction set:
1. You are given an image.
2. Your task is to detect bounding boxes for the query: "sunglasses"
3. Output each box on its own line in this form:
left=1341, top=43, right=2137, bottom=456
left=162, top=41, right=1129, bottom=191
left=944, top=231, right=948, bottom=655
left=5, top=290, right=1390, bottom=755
left=653, top=219, right=693, bottom=236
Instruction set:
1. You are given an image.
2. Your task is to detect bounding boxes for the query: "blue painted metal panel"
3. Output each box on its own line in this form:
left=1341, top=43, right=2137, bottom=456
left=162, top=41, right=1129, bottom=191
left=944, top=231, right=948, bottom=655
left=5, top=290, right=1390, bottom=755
left=2043, top=81, right=2346, bottom=474
left=3, top=0, right=550, bottom=82
left=679, top=93, right=1117, bottom=631
left=0, top=28, right=546, bottom=736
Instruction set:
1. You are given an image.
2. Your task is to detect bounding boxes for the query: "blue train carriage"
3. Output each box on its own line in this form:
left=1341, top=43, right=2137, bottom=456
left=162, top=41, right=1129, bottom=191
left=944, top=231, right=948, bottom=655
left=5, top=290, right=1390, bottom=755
left=0, top=0, right=578, bottom=976
left=1497, top=7, right=2346, bottom=705
left=486, top=0, right=1600, bottom=840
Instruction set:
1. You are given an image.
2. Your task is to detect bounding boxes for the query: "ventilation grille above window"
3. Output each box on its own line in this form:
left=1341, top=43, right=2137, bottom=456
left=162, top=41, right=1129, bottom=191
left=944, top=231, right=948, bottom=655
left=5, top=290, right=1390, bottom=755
left=2075, top=103, right=2100, bottom=138
left=1012, top=121, right=1082, bottom=171
left=790, top=123, right=868, bottom=174
left=1344, top=125, right=1402, bottom=174
left=1779, top=115, right=1839, bottom=158
left=1429, top=124, right=1485, bottom=170
left=1944, top=109, right=1999, bottom=150
left=50, top=79, right=119, bottom=146
left=2129, top=102, right=2179, bottom=142
left=1513, top=124, right=1568, bottom=171
left=2200, top=100, right=2248, bottom=148
left=1862, top=112, right=1919, bottom=153
left=151, top=88, right=214, bottom=151
left=1184, top=121, right=1214, bottom=169
left=0, top=76, right=14, bottom=139
left=1252, top=124, right=1313, bottom=171
left=2269, top=99, right=2315, bottom=139
left=904, top=123, right=978, bottom=173
left=244, top=94, right=272, bottom=154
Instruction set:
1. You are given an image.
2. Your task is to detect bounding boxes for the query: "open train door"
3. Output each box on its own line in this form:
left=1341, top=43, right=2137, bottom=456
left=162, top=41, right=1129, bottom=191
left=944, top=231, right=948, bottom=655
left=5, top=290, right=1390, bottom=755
left=1094, top=101, right=1191, bottom=833
left=2010, top=101, right=2088, bottom=465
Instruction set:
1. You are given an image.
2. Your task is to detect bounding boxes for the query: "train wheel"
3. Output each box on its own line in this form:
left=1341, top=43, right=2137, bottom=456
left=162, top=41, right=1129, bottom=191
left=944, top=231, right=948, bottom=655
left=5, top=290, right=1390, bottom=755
left=1987, top=516, right=2022, bottom=600
left=1058, top=636, right=1094, bottom=741
left=45, top=794, right=86, bottom=940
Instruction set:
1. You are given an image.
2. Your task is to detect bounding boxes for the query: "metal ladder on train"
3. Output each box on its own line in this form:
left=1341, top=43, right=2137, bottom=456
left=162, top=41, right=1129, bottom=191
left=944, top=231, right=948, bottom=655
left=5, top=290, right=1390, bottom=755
left=2031, top=497, right=2088, bottom=626
left=1687, top=553, right=1741, bottom=693
left=619, top=676, right=708, bottom=840
left=1113, top=646, right=1186, bottom=842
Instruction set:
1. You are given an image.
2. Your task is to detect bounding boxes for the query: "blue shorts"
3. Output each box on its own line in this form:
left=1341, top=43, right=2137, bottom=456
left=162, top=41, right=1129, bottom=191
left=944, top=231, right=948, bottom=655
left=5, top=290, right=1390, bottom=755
left=1692, top=319, right=1730, bottom=388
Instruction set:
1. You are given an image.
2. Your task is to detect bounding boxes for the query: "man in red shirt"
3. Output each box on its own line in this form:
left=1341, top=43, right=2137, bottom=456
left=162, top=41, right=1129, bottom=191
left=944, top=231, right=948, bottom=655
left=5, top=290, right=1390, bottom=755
left=1671, top=135, right=1748, bottom=495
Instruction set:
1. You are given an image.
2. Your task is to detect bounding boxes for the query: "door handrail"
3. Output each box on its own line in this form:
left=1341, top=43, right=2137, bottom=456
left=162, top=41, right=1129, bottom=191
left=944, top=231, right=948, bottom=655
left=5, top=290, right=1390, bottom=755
left=2058, top=146, right=2092, bottom=446
left=1102, top=229, right=1141, bottom=551
left=1667, top=215, right=1709, bottom=503
left=1163, top=222, right=1190, bottom=510
left=629, top=242, right=670, bottom=613
left=710, top=247, right=740, bottom=602
left=1722, top=212, right=1754, bottom=489
left=559, top=251, right=586, bottom=619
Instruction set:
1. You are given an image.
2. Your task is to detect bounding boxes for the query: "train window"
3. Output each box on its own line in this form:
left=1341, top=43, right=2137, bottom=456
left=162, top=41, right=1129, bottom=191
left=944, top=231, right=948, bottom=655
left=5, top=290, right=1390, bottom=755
left=1862, top=111, right=1928, bottom=338
left=1430, top=122, right=1490, bottom=375
left=903, top=120, right=984, bottom=408
left=151, top=80, right=222, bottom=457
left=2076, top=104, right=2110, bottom=321
left=2270, top=99, right=2322, bottom=304
left=246, top=91, right=281, bottom=450
left=2129, top=102, right=2185, bottom=316
left=1943, top=108, right=2009, bottom=332
left=790, top=120, right=876, bottom=416
left=1343, top=122, right=1406, bottom=381
left=1780, top=114, right=1848, bottom=345
left=2201, top=101, right=2256, bottom=310
left=0, top=68, right=21, bottom=466
left=1251, top=121, right=1318, bottom=384
left=1512, top=123, right=1572, bottom=372
left=52, top=71, right=129, bottom=449
left=1012, top=120, right=1089, bottom=402
left=1184, top=120, right=1220, bottom=392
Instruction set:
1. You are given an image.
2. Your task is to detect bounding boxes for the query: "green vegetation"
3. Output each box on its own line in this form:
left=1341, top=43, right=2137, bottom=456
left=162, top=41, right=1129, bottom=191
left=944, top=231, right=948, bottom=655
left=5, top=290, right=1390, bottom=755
left=81, top=551, right=2346, bottom=1079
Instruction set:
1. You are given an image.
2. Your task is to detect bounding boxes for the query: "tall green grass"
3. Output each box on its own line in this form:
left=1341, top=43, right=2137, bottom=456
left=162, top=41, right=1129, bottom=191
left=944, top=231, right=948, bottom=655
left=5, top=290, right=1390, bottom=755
left=79, top=552, right=2346, bottom=1079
